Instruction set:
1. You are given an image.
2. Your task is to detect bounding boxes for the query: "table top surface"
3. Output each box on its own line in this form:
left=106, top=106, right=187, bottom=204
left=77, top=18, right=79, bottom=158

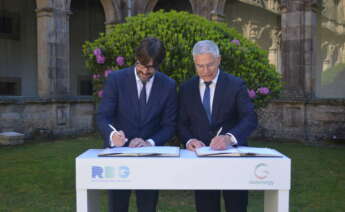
left=76, top=148, right=290, bottom=160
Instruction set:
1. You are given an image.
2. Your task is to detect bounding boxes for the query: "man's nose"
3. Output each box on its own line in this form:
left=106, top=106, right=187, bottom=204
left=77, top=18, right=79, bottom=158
left=142, top=68, right=150, bottom=74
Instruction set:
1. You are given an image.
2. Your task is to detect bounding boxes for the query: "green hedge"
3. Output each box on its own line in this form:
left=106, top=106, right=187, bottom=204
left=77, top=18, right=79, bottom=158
left=83, top=10, right=282, bottom=108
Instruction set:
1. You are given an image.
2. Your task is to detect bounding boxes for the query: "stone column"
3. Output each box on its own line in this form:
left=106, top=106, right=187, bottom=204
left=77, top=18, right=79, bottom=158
left=304, top=1, right=321, bottom=98
left=280, top=0, right=320, bottom=98
left=280, top=0, right=305, bottom=98
left=36, top=4, right=71, bottom=97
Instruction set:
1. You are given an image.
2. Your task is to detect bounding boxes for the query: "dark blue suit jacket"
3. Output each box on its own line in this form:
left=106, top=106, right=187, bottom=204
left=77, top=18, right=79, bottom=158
left=177, top=71, right=257, bottom=146
left=96, top=66, right=177, bottom=148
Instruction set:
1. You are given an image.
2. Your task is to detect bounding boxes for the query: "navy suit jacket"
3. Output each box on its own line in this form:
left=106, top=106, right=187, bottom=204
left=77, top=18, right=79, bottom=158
left=177, top=71, right=257, bottom=146
left=96, top=66, right=177, bottom=148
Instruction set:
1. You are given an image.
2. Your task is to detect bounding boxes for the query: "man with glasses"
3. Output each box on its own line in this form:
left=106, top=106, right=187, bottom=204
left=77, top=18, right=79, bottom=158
left=96, top=37, right=177, bottom=212
left=177, top=40, right=257, bottom=212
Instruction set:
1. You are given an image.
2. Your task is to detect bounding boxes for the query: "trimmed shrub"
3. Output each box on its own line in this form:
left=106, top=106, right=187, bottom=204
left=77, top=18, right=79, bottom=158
left=82, top=10, right=282, bottom=109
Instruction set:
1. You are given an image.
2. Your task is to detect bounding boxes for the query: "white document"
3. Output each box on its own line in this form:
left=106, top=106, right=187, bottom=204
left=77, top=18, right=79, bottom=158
left=195, top=146, right=282, bottom=157
left=98, top=146, right=180, bottom=157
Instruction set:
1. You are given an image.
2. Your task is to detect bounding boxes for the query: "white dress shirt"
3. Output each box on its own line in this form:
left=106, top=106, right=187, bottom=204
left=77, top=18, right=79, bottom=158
left=134, top=67, right=155, bottom=103
left=199, top=69, right=220, bottom=112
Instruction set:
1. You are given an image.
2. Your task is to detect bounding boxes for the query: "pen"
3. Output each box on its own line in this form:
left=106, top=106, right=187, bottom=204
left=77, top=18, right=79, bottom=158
left=216, top=127, right=223, bottom=136
left=108, top=124, right=128, bottom=142
left=108, top=124, right=117, bottom=132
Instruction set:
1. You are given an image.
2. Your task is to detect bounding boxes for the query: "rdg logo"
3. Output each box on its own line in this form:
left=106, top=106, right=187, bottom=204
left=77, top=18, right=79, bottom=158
left=92, top=166, right=130, bottom=179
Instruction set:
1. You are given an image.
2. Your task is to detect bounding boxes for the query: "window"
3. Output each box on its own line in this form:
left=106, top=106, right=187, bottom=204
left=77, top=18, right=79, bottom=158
left=78, top=75, right=93, bottom=96
left=0, top=10, right=20, bottom=40
left=0, top=77, right=21, bottom=96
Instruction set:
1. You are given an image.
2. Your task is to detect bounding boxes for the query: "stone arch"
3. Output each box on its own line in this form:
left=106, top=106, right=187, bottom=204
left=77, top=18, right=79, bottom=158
left=138, top=0, right=227, bottom=20
left=144, top=0, right=159, bottom=12
left=188, top=0, right=227, bottom=20
left=100, top=0, right=122, bottom=28
left=153, top=0, right=193, bottom=12
left=36, top=0, right=71, bottom=10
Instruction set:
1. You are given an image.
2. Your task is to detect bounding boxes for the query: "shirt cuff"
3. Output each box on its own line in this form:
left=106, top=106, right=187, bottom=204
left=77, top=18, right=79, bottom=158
left=226, top=133, right=238, bottom=146
left=146, top=139, right=155, bottom=146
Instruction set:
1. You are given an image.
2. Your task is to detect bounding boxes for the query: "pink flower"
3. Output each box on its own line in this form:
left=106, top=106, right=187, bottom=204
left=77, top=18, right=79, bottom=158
left=116, top=56, right=125, bottom=66
left=248, top=89, right=256, bottom=99
left=231, top=39, right=240, bottom=45
left=93, top=48, right=102, bottom=56
left=97, top=90, right=103, bottom=98
left=96, top=55, right=106, bottom=64
left=92, top=74, right=99, bottom=79
left=258, top=87, right=270, bottom=95
left=104, top=69, right=112, bottom=78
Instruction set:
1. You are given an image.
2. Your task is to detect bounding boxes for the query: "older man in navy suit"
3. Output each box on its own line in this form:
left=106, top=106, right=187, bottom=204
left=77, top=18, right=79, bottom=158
left=178, top=40, right=257, bottom=212
left=96, top=37, right=177, bottom=212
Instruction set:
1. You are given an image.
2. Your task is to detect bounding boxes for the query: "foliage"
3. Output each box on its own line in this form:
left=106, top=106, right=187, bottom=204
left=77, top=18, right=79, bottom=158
left=82, top=10, right=282, bottom=108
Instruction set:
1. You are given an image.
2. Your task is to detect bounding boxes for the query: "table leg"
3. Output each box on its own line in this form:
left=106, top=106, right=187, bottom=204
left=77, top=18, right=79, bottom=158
left=76, top=189, right=100, bottom=212
left=264, top=190, right=289, bottom=212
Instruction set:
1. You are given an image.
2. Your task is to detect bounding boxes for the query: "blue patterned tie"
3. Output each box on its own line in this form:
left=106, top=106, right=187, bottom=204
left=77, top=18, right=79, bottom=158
left=203, top=81, right=212, bottom=122
left=139, top=81, right=147, bottom=122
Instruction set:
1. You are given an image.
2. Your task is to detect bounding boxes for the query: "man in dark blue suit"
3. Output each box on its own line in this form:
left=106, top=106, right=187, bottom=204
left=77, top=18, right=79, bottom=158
left=178, top=40, right=257, bottom=212
left=96, top=37, right=177, bottom=212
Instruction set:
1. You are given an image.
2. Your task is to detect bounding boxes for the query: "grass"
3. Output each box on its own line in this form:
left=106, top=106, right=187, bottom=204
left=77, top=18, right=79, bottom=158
left=0, top=135, right=344, bottom=212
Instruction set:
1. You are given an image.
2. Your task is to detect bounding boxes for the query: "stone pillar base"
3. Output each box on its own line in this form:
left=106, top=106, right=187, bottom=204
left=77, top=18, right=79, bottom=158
left=0, top=132, right=24, bottom=145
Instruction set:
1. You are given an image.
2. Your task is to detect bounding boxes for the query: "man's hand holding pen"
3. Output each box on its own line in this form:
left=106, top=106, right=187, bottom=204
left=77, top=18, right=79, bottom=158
left=209, top=127, right=235, bottom=150
left=210, top=134, right=233, bottom=150
left=111, top=130, right=127, bottom=147
left=109, top=124, right=128, bottom=147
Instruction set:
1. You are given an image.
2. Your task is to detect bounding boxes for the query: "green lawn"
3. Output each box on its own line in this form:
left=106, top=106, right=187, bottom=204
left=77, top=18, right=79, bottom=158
left=0, top=136, right=344, bottom=212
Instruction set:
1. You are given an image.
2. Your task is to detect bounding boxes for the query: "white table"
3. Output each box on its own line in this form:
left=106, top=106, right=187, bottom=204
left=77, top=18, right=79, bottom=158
left=76, top=149, right=291, bottom=212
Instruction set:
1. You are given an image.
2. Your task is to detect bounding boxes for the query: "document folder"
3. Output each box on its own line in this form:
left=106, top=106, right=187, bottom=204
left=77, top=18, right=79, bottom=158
left=195, top=146, right=282, bottom=157
left=98, top=146, right=180, bottom=157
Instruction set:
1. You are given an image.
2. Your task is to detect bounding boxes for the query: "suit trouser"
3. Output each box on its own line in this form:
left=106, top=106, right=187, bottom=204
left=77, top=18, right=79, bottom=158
left=195, top=190, right=248, bottom=212
left=108, top=190, right=158, bottom=212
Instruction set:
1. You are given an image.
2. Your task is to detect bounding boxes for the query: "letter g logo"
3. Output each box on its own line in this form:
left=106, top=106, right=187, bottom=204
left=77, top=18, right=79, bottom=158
left=254, top=163, right=269, bottom=179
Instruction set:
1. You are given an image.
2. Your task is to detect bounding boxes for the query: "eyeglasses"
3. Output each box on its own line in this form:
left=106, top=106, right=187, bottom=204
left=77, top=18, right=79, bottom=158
left=195, top=61, right=218, bottom=70
left=135, top=61, right=156, bottom=72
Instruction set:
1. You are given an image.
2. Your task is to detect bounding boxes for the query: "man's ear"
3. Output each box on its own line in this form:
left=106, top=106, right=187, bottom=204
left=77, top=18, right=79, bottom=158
left=217, top=56, right=222, bottom=65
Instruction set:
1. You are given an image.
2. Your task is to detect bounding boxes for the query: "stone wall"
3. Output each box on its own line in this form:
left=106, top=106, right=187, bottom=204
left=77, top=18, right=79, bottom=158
left=255, top=99, right=345, bottom=143
left=0, top=97, right=95, bottom=139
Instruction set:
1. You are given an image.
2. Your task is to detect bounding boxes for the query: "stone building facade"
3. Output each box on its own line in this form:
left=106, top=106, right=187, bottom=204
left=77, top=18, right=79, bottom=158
left=0, top=0, right=344, bottom=143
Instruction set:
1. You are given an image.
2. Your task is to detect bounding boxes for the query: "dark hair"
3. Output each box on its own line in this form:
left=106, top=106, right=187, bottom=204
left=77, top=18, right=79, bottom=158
left=135, top=37, right=166, bottom=67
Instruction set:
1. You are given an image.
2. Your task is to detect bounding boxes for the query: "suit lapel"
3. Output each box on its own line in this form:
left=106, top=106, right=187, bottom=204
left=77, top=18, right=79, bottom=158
left=126, top=67, right=140, bottom=122
left=192, top=77, right=210, bottom=124
left=143, top=72, right=161, bottom=124
left=212, top=71, right=225, bottom=124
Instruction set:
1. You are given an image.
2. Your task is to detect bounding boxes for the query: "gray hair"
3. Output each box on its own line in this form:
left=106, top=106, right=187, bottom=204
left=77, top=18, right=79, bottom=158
left=192, top=40, right=220, bottom=57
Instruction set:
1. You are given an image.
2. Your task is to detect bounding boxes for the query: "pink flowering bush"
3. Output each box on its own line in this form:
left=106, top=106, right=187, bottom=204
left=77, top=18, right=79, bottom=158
left=116, top=56, right=125, bottom=66
left=83, top=11, right=281, bottom=108
left=248, top=89, right=257, bottom=99
left=258, top=87, right=270, bottom=95
left=231, top=39, right=240, bottom=45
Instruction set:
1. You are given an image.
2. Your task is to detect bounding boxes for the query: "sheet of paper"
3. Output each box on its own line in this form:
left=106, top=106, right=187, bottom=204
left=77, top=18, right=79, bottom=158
left=195, top=146, right=282, bottom=157
left=195, top=146, right=241, bottom=156
left=237, top=146, right=282, bottom=157
left=98, top=146, right=180, bottom=157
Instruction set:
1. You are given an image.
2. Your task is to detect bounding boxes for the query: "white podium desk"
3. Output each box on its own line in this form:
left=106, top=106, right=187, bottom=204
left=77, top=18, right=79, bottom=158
left=76, top=149, right=291, bottom=212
